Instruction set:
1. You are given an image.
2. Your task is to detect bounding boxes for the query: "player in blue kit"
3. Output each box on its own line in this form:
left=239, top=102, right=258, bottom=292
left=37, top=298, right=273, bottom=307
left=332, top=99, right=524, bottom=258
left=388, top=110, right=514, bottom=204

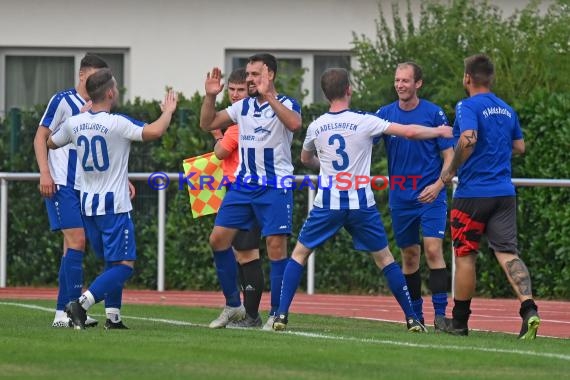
left=376, top=62, right=454, bottom=331
left=439, top=54, right=540, bottom=339
left=200, top=53, right=302, bottom=330
left=47, top=68, right=178, bottom=329
left=272, top=68, right=453, bottom=332
left=34, top=54, right=108, bottom=328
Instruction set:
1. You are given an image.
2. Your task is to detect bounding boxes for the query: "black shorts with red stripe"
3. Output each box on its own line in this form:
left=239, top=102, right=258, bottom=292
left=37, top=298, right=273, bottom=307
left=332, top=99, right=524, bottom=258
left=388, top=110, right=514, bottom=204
left=450, top=196, right=518, bottom=257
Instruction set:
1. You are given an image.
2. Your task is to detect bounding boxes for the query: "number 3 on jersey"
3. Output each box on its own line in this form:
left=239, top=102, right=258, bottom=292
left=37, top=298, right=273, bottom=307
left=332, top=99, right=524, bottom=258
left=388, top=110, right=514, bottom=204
left=77, top=135, right=109, bottom=171
left=328, top=134, right=349, bottom=170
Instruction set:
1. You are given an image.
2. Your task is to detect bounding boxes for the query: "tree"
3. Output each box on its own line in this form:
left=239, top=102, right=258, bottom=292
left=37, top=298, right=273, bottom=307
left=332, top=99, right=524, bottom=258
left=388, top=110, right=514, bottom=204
left=351, top=0, right=570, bottom=114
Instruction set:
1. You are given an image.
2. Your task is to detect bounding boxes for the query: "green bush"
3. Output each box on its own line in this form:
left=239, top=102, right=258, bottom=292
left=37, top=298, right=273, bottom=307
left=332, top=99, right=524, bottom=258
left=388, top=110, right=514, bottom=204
left=351, top=0, right=570, bottom=114
left=515, top=91, right=570, bottom=298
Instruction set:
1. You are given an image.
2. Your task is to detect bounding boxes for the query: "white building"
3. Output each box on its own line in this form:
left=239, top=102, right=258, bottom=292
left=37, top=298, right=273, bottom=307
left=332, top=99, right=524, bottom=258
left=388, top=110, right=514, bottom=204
left=0, top=0, right=546, bottom=114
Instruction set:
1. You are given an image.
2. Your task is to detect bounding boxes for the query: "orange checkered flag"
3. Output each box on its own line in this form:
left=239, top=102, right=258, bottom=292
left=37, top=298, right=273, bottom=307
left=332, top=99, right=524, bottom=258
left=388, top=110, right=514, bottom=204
left=182, top=152, right=227, bottom=218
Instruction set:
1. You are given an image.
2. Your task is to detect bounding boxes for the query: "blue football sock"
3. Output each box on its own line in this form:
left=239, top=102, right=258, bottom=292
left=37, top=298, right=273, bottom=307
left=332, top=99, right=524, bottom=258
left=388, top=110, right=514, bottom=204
left=382, top=262, right=416, bottom=319
left=412, top=298, right=424, bottom=322
left=428, top=268, right=449, bottom=317
left=277, top=259, right=304, bottom=315
left=270, top=258, right=288, bottom=315
left=88, top=264, right=133, bottom=303
left=56, top=256, right=67, bottom=310
left=64, top=248, right=84, bottom=302
left=432, top=293, right=448, bottom=317
left=213, top=248, right=241, bottom=307
left=104, top=262, right=122, bottom=309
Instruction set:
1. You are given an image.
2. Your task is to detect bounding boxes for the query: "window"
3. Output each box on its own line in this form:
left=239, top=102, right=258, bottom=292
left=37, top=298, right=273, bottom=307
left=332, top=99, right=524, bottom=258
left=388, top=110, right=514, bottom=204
left=1, top=49, right=127, bottom=116
left=313, top=54, right=351, bottom=103
left=226, top=50, right=351, bottom=104
left=95, top=53, right=125, bottom=101
left=5, top=56, right=74, bottom=113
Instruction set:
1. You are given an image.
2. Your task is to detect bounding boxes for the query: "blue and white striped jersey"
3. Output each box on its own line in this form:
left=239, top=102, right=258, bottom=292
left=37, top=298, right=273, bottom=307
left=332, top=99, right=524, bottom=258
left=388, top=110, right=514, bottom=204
left=39, top=88, right=86, bottom=190
left=226, top=95, right=301, bottom=187
left=50, top=110, right=145, bottom=216
left=303, top=110, right=390, bottom=210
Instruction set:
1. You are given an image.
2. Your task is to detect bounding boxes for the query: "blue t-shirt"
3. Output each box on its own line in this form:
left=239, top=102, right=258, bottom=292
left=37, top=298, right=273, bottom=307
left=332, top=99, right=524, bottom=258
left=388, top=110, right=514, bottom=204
left=376, top=99, right=453, bottom=209
left=453, top=93, right=523, bottom=198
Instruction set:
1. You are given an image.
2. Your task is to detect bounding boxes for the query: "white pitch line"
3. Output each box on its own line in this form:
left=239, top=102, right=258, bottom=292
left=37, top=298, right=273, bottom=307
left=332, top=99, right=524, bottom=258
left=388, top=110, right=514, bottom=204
left=1, top=301, right=55, bottom=312
left=0, top=301, right=209, bottom=328
left=287, top=331, right=570, bottom=361
left=351, top=316, right=566, bottom=339
left=2, top=301, right=568, bottom=362
left=122, top=315, right=207, bottom=327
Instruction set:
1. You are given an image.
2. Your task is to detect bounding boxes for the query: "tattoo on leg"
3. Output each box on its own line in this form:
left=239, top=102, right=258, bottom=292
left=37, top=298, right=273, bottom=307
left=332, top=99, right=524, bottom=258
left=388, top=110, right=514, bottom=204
left=505, top=258, right=532, bottom=296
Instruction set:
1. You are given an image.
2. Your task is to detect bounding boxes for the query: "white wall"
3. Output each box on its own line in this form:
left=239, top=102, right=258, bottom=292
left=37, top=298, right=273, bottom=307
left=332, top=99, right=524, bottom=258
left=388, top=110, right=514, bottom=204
left=0, top=0, right=549, bottom=102
left=0, top=0, right=381, bottom=101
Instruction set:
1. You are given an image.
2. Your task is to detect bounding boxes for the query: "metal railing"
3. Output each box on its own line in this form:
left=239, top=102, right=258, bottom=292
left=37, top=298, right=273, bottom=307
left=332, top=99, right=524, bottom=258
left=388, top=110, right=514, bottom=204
left=0, top=173, right=319, bottom=292
left=1, top=172, right=569, bottom=294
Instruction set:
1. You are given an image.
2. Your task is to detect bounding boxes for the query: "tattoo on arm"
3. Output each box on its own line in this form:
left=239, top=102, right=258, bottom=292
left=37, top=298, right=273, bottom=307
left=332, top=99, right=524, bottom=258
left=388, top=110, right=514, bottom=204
left=464, top=130, right=477, bottom=148
left=506, top=258, right=532, bottom=296
left=446, top=130, right=478, bottom=175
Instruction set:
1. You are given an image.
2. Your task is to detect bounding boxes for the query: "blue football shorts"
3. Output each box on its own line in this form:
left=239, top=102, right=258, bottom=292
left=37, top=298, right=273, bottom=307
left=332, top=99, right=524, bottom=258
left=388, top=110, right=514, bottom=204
left=83, top=212, right=136, bottom=262
left=45, top=185, right=84, bottom=231
left=215, top=185, right=293, bottom=237
left=298, top=206, right=389, bottom=252
left=390, top=201, right=447, bottom=248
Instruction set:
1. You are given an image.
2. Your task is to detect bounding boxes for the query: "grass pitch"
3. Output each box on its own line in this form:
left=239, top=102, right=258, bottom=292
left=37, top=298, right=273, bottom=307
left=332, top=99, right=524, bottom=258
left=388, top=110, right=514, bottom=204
left=0, top=299, right=568, bottom=379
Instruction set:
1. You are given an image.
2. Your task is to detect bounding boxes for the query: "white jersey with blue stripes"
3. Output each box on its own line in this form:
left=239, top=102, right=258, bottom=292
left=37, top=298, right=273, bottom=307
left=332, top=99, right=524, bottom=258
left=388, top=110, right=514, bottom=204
left=226, top=95, right=301, bottom=187
left=50, top=110, right=145, bottom=216
left=303, top=110, right=390, bottom=210
left=39, top=88, right=86, bottom=190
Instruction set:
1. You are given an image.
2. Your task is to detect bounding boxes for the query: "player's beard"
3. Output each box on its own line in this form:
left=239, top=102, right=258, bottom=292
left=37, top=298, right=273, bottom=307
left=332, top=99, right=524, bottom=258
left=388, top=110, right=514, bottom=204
left=247, top=81, right=260, bottom=97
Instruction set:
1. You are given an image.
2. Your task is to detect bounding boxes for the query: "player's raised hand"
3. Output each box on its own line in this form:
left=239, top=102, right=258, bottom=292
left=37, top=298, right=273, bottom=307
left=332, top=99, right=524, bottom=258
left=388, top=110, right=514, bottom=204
left=205, top=67, right=224, bottom=96
left=257, top=64, right=276, bottom=98
left=161, top=90, right=178, bottom=114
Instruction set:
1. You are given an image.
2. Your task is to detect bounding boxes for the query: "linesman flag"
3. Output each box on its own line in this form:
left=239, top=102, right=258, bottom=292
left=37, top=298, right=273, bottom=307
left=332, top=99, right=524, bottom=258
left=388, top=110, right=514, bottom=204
left=182, top=152, right=226, bottom=218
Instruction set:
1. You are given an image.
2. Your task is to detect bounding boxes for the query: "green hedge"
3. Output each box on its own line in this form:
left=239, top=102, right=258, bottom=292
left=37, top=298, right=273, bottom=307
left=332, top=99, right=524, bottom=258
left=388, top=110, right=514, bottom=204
left=515, top=92, right=570, bottom=298
left=2, top=89, right=569, bottom=298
